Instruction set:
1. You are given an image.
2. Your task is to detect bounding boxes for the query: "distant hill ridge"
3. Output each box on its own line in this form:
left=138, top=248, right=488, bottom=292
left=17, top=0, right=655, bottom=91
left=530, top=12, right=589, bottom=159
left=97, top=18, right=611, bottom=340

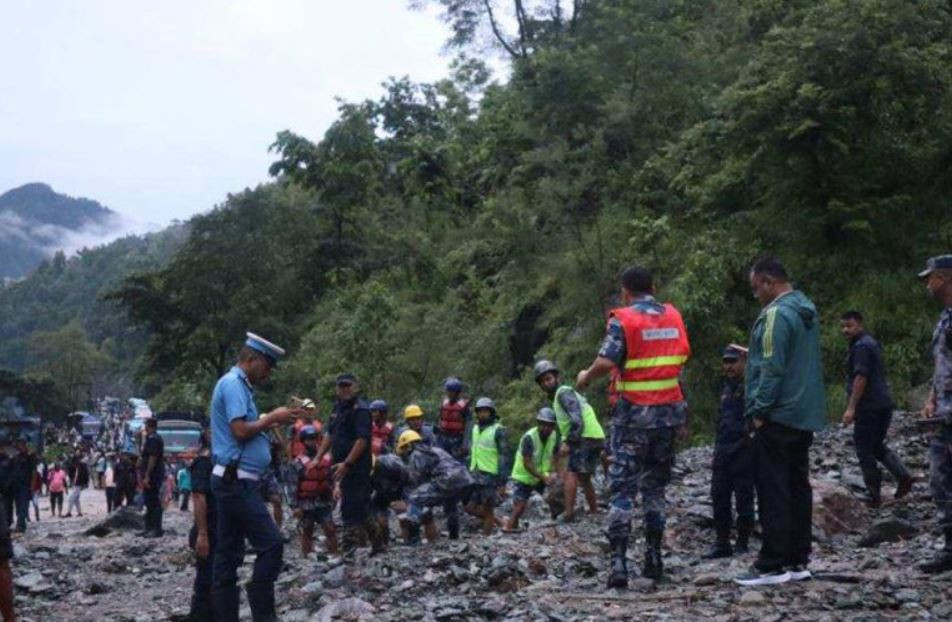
left=0, top=182, right=119, bottom=279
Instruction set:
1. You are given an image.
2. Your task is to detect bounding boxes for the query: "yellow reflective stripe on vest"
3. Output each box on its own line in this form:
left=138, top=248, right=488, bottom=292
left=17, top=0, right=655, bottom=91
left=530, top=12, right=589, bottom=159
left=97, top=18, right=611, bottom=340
left=616, top=377, right=680, bottom=392
left=624, top=355, right=688, bottom=369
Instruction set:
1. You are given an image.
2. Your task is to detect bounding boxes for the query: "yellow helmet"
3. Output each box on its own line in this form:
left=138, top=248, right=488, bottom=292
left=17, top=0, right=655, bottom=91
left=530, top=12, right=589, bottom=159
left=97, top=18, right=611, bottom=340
left=396, top=430, right=423, bottom=455
left=403, top=404, right=424, bottom=419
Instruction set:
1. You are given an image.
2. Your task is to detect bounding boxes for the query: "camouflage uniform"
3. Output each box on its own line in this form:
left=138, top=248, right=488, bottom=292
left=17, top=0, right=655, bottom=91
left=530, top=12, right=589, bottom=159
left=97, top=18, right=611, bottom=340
left=930, top=308, right=952, bottom=531
left=598, top=296, right=687, bottom=540
left=404, top=444, right=474, bottom=531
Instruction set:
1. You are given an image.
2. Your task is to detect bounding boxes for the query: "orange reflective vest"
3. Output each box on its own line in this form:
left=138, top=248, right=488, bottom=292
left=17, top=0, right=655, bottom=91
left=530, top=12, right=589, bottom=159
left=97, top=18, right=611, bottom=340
left=610, top=304, right=690, bottom=406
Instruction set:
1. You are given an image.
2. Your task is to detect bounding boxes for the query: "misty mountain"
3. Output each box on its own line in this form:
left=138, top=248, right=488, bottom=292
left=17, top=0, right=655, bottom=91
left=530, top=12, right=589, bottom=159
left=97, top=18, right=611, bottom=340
left=0, top=182, right=120, bottom=279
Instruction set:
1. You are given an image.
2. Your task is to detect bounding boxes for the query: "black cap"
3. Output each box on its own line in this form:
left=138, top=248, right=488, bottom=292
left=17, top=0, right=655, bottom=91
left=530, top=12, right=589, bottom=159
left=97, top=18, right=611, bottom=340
left=918, top=255, right=952, bottom=278
left=336, top=372, right=357, bottom=386
left=722, top=344, right=748, bottom=360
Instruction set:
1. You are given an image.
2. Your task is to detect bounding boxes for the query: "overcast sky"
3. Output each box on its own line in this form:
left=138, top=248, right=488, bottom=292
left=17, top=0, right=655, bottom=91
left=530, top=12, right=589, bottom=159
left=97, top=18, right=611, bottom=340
left=0, top=1, right=457, bottom=230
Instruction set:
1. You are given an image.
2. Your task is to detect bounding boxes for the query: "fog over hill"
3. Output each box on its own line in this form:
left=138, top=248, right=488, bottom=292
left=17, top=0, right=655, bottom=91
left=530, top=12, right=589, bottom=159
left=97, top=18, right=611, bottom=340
left=0, top=182, right=133, bottom=279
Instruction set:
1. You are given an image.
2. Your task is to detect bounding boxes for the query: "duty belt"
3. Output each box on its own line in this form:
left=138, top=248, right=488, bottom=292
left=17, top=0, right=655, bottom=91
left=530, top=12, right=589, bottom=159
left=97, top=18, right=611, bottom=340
left=212, top=464, right=260, bottom=481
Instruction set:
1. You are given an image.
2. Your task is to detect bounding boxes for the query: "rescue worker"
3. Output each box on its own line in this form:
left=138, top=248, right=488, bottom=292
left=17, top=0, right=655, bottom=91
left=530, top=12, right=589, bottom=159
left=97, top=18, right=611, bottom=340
left=705, top=345, right=754, bottom=559
left=395, top=404, right=437, bottom=446
left=436, top=377, right=471, bottom=461
left=209, top=333, right=303, bottom=622
left=188, top=426, right=215, bottom=622
left=577, top=266, right=691, bottom=587
left=398, top=430, right=475, bottom=542
left=371, top=452, right=410, bottom=545
left=918, top=254, right=952, bottom=574
left=840, top=310, right=913, bottom=507
left=314, top=373, right=383, bottom=554
left=370, top=399, right=396, bottom=455
left=506, top=407, right=561, bottom=531
left=291, top=426, right=337, bottom=556
left=533, top=359, right=606, bottom=522
left=466, top=397, right=509, bottom=535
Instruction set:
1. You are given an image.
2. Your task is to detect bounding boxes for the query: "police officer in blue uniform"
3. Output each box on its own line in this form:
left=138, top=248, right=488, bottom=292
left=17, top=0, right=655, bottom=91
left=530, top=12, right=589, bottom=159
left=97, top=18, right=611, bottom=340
left=705, top=345, right=754, bottom=559
left=210, top=333, right=304, bottom=622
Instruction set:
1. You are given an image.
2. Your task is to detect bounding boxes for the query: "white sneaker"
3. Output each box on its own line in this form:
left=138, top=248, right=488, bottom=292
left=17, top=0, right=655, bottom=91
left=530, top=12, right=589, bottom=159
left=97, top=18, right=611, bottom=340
left=733, top=566, right=792, bottom=586
left=786, top=565, right=812, bottom=581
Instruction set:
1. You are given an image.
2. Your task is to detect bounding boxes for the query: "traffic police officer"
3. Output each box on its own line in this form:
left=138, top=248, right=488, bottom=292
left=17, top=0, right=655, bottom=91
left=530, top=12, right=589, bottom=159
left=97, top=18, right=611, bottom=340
left=210, top=333, right=302, bottom=622
left=705, top=344, right=754, bottom=559
left=919, top=254, right=952, bottom=574
left=577, top=266, right=691, bottom=587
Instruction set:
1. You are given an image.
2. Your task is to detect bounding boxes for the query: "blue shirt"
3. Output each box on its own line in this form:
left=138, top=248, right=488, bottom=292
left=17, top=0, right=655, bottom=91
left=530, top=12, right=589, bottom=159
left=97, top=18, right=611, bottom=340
left=210, top=366, right=271, bottom=474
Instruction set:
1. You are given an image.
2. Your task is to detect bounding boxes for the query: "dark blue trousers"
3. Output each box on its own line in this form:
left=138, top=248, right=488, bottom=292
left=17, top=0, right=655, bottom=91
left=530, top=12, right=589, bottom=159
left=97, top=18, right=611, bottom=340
left=211, top=476, right=283, bottom=622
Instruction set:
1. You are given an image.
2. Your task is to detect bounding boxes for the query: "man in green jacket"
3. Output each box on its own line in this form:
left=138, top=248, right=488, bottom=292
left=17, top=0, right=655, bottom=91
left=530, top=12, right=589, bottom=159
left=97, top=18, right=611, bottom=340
left=735, top=257, right=826, bottom=587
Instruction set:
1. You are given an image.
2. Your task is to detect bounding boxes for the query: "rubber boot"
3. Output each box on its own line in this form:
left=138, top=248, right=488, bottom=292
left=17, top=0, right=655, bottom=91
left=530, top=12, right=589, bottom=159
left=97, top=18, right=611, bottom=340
left=339, top=526, right=361, bottom=554
left=643, top=529, right=664, bottom=581
left=365, top=519, right=386, bottom=555
left=447, top=512, right=460, bottom=540
left=919, top=528, right=952, bottom=574
left=606, top=536, right=629, bottom=589
left=734, top=519, right=753, bottom=554
left=882, top=451, right=913, bottom=499
left=245, top=582, right=278, bottom=622
left=860, top=464, right=882, bottom=508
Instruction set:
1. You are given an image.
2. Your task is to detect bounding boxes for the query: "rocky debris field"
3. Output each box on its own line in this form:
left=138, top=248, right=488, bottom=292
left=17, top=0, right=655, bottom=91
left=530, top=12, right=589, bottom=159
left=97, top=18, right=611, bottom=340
left=13, top=413, right=952, bottom=621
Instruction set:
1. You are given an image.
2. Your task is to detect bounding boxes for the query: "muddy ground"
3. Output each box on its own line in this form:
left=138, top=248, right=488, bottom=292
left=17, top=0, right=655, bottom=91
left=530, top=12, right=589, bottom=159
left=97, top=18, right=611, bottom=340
left=12, top=412, right=952, bottom=621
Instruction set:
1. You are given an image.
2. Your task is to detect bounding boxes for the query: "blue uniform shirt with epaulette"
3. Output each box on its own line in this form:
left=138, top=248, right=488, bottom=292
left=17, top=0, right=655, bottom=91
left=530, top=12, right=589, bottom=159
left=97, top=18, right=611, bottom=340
left=210, top=366, right=271, bottom=474
left=714, top=379, right=747, bottom=459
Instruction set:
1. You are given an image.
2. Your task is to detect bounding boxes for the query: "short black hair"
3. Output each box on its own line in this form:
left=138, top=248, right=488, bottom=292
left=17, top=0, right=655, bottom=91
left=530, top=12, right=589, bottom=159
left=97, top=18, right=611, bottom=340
left=145, top=418, right=157, bottom=430
left=841, top=310, right=864, bottom=323
left=620, top=266, right=653, bottom=295
left=750, top=256, right=789, bottom=281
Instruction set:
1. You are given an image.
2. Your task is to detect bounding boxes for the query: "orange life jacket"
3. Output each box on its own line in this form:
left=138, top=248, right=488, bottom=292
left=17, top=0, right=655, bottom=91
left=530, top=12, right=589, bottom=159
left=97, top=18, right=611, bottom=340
left=371, top=421, right=393, bottom=455
left=611, top=303, right=691, bottom=406
left=438, top=397, right=469, bottom=436
left=296, top=454, right=332, bottom=500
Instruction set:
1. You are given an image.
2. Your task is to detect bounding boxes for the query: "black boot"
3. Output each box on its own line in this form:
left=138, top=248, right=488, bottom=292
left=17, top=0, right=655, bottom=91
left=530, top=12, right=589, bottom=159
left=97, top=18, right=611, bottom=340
left=919, top=529, right=952, bottom=575
left=606, top=536, right=629, bottom=589
left=245, top=582, right=278, bottom=622
left=735, top=519, right=752, bottom=554
left=447, top=514, right=460, bottom=540
left=703, top=522, right=732, bottom=559
left=365, top=519, right=385, bottom=556
left=860, top=464, right=882, bottom=508
left=405, top=522, right=421, bottom=545
left=643, top=529, right=663, bottom=581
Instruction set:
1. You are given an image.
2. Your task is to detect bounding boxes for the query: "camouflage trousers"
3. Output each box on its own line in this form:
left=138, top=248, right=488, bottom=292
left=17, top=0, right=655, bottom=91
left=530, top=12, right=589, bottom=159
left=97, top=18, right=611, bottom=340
left=606, top=422, right=677, bottom=539
left=930, top=425, right=952, bottom=530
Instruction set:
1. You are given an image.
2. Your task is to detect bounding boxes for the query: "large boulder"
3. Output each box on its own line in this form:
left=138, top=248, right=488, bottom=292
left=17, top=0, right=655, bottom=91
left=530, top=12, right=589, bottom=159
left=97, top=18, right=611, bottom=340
left=83, top=507, right=146, bottom=537
left=812, top=479, right=869, bottom=536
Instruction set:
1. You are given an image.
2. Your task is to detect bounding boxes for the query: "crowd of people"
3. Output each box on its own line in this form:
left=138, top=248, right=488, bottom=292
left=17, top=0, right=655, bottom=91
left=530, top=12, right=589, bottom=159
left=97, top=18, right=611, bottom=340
left=1, top=253, right=950, bottom=622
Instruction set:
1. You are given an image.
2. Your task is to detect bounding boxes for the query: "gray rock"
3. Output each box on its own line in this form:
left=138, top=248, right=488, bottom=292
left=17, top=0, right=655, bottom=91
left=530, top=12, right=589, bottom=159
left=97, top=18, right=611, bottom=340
left=859, top=517, right=919, bottom=547
left=315, top=598, right=375, bottom=622
left=738, top=591, right=766, bottom=606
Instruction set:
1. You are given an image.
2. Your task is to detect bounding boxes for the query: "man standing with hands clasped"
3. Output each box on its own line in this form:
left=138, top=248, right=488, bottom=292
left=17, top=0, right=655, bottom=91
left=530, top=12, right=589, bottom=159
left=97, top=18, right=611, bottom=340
left=210, top=333, right=305, bottom=622
left=314, top=373, right=383, bottom=554
left=735, top=257, right=826, bottom=587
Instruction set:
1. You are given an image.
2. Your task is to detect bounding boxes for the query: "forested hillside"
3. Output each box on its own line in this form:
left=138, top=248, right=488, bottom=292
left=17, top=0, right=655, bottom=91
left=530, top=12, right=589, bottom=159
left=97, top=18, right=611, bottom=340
left=0, top=182, right=118, bottom=279
left=0, top=224, right=188, bottom=414
left=17, top=0, right=952, bottom=434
